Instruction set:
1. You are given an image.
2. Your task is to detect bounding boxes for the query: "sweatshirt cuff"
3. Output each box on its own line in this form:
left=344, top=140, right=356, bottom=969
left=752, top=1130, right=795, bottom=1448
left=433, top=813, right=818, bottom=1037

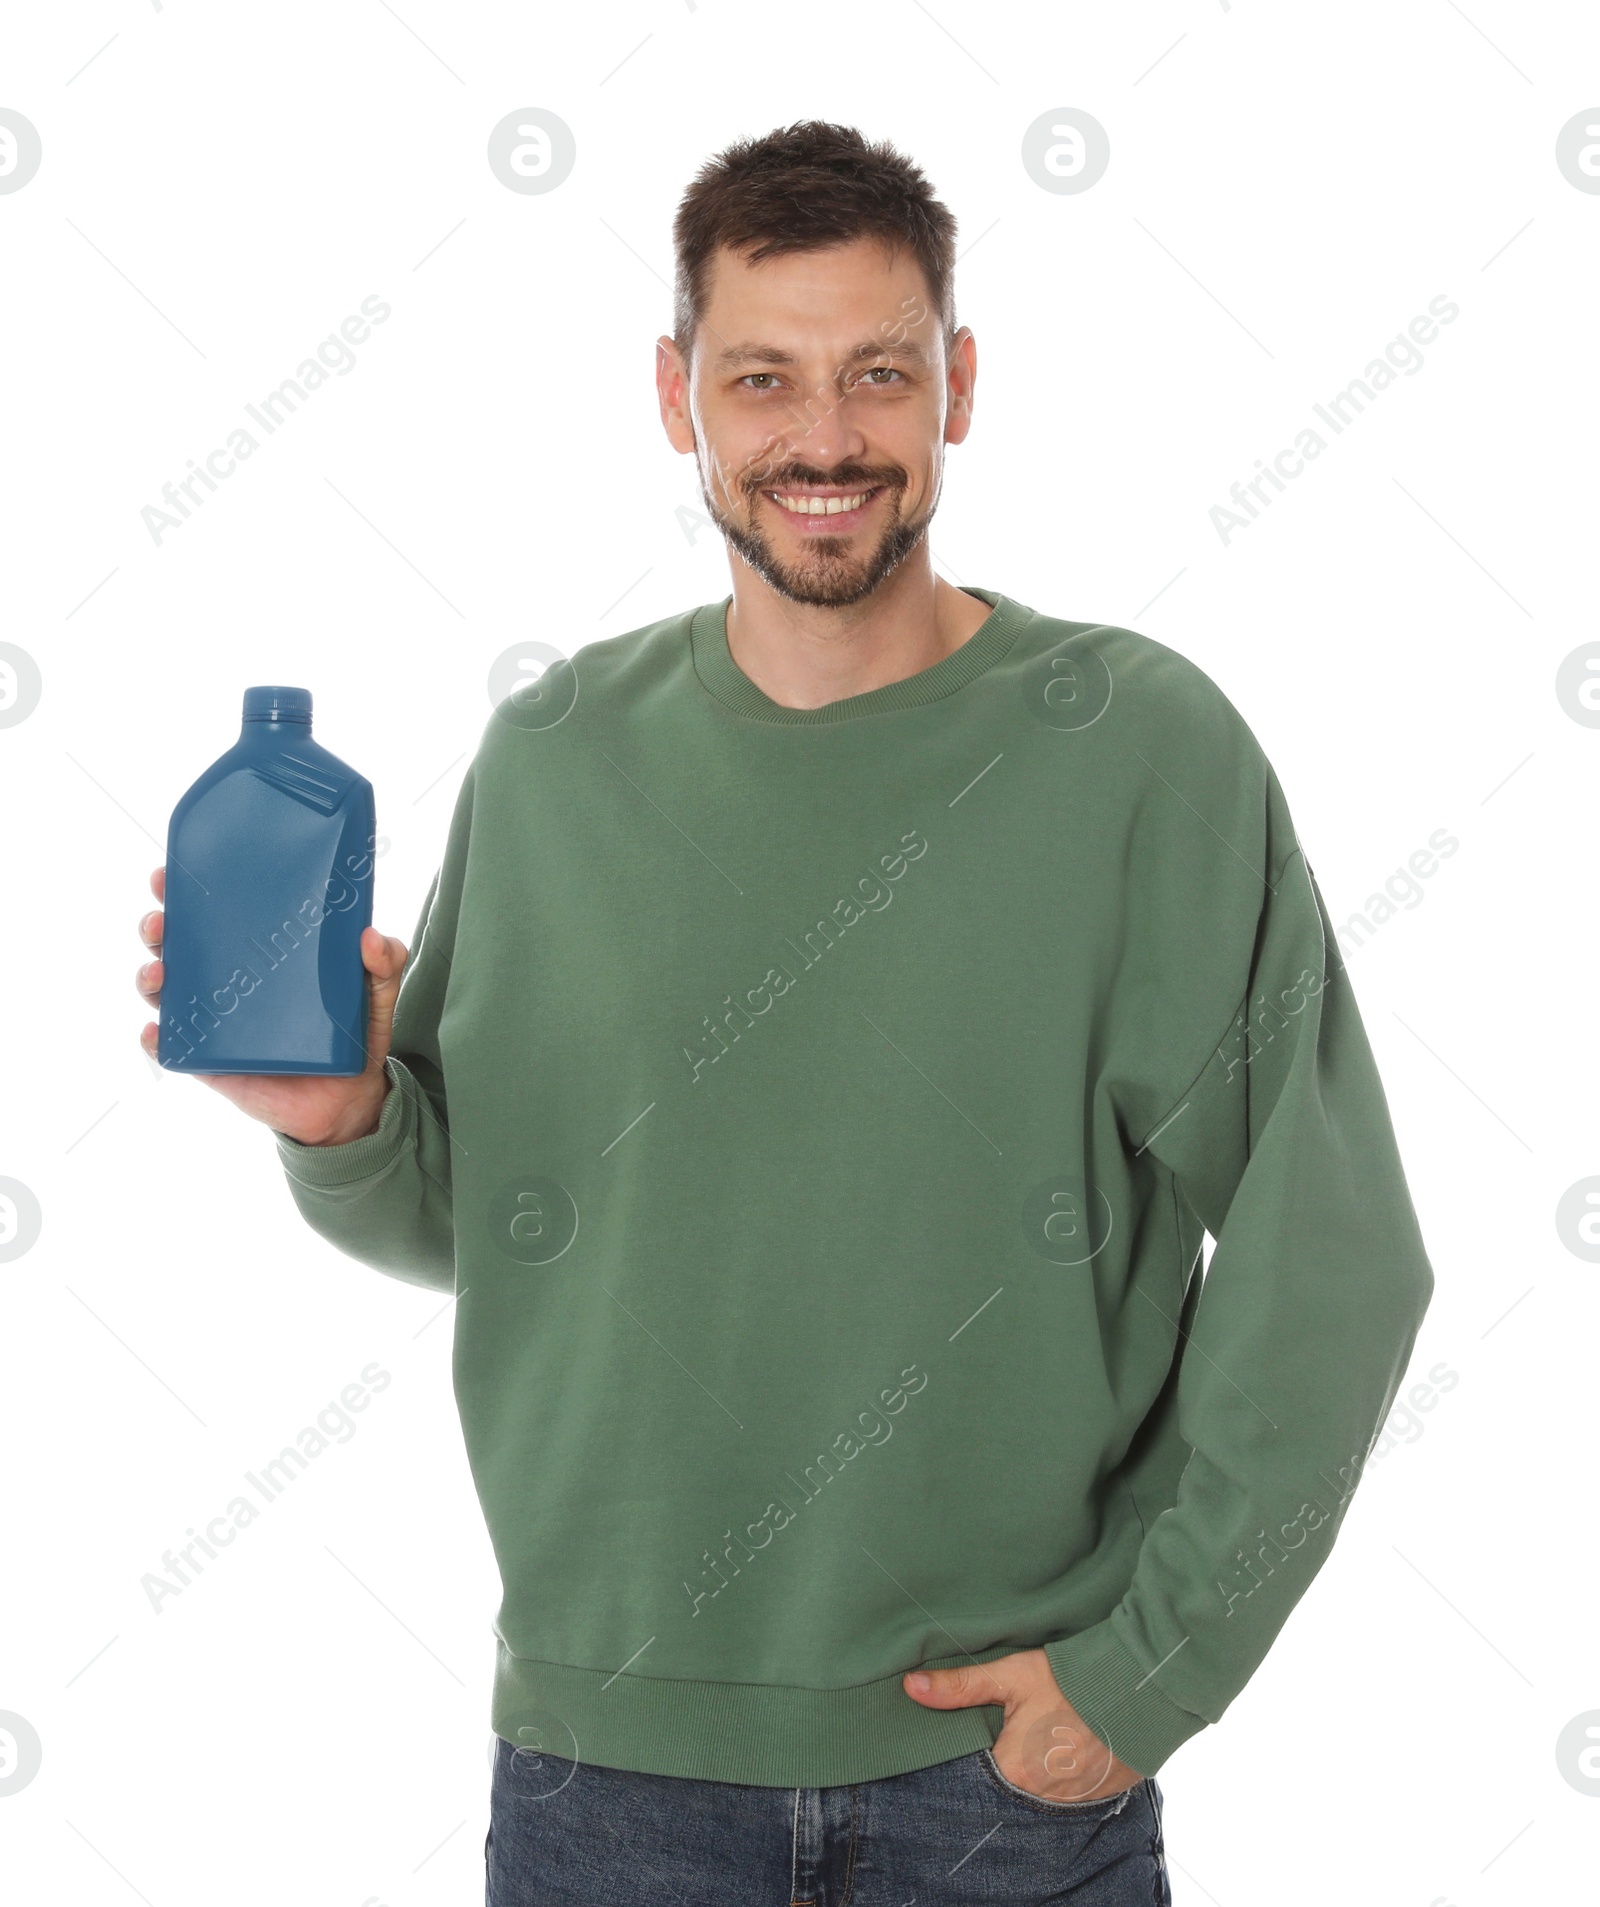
left=274, top=1058, right=416, bottom=1188
left=1043, top=1619, right=1211, bottom=1777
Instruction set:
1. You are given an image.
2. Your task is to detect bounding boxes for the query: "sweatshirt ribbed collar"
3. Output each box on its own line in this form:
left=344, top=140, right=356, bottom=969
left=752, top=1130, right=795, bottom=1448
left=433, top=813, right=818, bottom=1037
left=690, top=587, right=1029, bottom=725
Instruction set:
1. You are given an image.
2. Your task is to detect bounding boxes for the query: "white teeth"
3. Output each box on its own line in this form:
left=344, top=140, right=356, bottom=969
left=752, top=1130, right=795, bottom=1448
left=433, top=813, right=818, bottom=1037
left=772, top=491, right=870, bottom=515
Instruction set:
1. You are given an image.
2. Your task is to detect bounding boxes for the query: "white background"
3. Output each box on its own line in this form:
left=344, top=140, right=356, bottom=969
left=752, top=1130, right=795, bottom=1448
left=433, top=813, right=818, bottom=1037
left=2, top=3, right=1597, bottom=1903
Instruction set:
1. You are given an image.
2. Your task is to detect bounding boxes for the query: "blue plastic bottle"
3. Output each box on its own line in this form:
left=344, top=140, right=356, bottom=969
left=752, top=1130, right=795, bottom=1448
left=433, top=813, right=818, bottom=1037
left=158, top=687, right=377, bottom=1075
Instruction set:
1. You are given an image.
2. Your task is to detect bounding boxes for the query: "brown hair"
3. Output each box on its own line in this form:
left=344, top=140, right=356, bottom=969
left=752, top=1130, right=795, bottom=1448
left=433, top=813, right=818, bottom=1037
left=671, top=120, right=958, bottom=365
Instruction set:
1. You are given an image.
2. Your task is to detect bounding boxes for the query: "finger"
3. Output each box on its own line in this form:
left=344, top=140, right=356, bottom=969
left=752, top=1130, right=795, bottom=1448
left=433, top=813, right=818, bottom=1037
left=139, top=908, right=163, bottom=951
left=902, top=1661, right=1009, bottom=1710
left=360, top=927, right=409, bottom=982
left=135, top=958, right=163, bottom=1006
left=361, top=930, right=409, bottom=1065
left=140, top=1021, right=159, bottom=1057
left=150, top=866, right=165, bottom=903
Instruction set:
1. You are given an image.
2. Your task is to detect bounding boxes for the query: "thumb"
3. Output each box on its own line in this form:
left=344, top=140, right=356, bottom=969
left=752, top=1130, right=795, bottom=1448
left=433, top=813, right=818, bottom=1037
left=902, top=1661, right=1009, bottom=1711
left=361, top=929, right=409, bottom=1066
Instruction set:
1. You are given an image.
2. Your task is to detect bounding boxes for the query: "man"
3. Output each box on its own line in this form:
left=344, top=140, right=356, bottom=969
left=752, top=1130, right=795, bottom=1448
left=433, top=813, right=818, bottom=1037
left=137, top=122, right=1434, bottom=1904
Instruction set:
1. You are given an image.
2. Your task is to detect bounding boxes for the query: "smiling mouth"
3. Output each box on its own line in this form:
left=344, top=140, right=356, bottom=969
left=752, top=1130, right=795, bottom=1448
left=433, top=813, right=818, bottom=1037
left=762, top=485, right=883, bottom=527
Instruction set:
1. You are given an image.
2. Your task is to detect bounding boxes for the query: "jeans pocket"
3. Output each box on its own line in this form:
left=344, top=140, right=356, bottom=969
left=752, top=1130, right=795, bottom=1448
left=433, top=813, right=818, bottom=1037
left=980, top=1747, right=1146, bottom=1816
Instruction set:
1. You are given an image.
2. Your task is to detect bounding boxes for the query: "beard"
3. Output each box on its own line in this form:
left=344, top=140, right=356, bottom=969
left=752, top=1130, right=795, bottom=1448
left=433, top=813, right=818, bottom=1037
left=700, top=457, right=936, bottom=608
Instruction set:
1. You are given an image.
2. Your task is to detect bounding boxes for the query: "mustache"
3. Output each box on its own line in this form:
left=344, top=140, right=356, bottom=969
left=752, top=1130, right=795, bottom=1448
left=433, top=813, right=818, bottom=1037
left=741, top=464, right=906, bottom=498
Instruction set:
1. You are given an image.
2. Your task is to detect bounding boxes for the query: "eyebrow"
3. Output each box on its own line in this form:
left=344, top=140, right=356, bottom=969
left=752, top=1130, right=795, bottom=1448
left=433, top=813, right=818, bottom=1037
left=711, top=337, right=933, bottom=372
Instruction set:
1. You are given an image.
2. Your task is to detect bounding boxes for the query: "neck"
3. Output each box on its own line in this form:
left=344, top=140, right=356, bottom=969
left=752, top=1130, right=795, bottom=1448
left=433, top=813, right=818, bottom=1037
left=722, top=551, right=994, bottom=711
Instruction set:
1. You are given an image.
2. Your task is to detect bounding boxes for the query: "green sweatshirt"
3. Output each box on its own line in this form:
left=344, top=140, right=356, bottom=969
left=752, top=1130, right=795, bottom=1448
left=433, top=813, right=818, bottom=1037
left=277, top=588, right=1433, bottom=1786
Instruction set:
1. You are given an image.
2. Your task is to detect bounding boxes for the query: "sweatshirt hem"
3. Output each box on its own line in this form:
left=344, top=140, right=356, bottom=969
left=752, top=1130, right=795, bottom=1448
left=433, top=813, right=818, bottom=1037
left=491, top=1641, right=1023, bottom=1787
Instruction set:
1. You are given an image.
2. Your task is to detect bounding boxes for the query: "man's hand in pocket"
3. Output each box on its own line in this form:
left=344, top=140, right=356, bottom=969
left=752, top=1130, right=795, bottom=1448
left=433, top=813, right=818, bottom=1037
left=903, top=1648, right=1145, bottom=1803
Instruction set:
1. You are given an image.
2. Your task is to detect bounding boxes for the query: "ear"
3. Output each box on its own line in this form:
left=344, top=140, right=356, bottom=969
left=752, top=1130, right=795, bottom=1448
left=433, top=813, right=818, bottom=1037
left=944, top=326, right=978, bottom=446
left=656, top=335, right=697, bottom=454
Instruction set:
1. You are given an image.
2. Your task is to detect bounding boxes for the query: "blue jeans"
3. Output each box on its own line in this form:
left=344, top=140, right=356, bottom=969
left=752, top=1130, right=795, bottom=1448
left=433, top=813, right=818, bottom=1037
left=486, top=1736, right=1171, bottom=1904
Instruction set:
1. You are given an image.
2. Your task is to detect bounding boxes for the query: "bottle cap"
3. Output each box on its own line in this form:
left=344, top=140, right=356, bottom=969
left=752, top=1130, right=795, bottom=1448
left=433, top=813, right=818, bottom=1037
left=242, top=686, right=313, bottom=724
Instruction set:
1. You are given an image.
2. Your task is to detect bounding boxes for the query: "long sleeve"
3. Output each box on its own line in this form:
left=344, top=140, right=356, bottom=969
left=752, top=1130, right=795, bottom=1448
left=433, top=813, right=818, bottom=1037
left=1044, top=842, right=1436, bottom=1775
left=273, top=770, right=473, bottom=1295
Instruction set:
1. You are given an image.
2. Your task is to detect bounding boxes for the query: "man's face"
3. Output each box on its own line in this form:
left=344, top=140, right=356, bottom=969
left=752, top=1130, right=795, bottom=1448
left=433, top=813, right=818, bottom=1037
left=658, top=237, right=974, bottom=608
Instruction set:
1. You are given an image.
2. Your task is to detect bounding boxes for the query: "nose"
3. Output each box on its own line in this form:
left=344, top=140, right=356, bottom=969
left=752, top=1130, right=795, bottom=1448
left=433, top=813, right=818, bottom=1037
left=780, top=378, right=869, bottom=473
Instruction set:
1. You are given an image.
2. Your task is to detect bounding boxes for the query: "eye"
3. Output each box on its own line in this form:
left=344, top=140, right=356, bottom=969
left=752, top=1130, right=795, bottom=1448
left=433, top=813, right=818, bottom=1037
left=740, top=373, right=781, bottom=390
left=857, top=366, right=904, bottom=387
